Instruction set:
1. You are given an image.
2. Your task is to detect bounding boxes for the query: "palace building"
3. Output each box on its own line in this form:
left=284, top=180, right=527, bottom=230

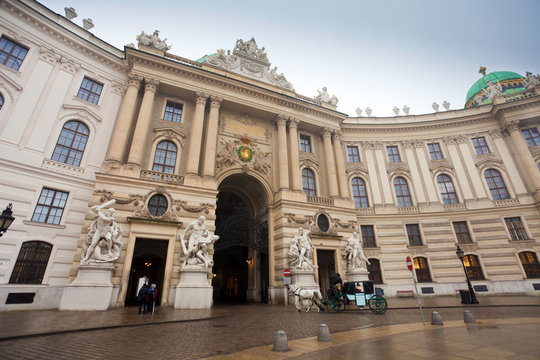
left=0, top=0, right=539, bottom=310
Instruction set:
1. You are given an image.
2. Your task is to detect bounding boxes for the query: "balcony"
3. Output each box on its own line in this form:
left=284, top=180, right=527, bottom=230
left=140, top=170, right=184, bottom=185
left=306, top=196, right=334, bottom=206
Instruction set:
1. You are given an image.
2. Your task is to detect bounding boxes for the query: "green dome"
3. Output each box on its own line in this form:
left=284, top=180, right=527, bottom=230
left=465, top=71, right=524, bottom=108
left=194, top=53, right=216, bottom=63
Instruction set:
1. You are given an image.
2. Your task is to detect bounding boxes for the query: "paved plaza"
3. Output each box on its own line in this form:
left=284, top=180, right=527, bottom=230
left=0, top=296, right=539, bottom=359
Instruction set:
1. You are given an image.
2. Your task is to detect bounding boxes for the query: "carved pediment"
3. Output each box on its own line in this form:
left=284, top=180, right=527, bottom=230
left=61, top=104, right=102, bottom=123
left=346, top=165, right=369, bottom=177
left=475, top=157, right=504, bottom=170
left=386, top=163, right=410, bottom=175
left=299, top=151, right=320, bottom=167
left=153, top=127, right=186, bottom=144
left=429, top=162, right=455, bottom=176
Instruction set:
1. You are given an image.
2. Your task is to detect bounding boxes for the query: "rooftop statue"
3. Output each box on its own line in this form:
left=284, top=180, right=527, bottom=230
left=523, top=72, right=540, bottom=90
left=136, top=30, right=171, bottom=52
left=234, top=37, right=269, bottom=62
left=484, top=80, right=503, bottom=100
left=315, top=87, right=338, bottom=106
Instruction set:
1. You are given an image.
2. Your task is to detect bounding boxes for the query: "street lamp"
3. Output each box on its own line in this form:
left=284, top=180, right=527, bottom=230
left=0, top=203, right=15, bottom=237
left=456, top=244, right=479, bottom=304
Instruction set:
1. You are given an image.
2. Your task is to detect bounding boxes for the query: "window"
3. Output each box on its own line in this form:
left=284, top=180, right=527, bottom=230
left=9, top=241, right=52, bottom=284
left=386, top=145, right=401, bottom=162
left=317, top=214, right=330, bottom=232
left=152, top=141, right=177, bottom=173
left=31, top=188, right=69, bottom=225
left=361, top=225, right=376, bottom=248
left=519, top=251, right=540, bottom=279
left=347, top=146, right=360, bottom=162
left=413, top=257, right=432, bottom=282
left=367, top=259, right=383, bottom=284
left=0, top=93, right=4, bottom=110
left=484, top=169, right=509, bottom=200
left=351, top=177, right=369, bottom=208
left=299, top=134, right=312, bottom=153
left=51, top=121, right=89, bottom=167
left=77, top=77, right=103, bottom=105
left=164, top=101, right=183, bottom=123
left=148, top=194, right=168, bottom=217
left=453, top=221, right=472, bottom=244
left=437, top=174, right=458, bottom=204
left=522, top=128, right=540, bottom=147
left=463, top=254, right=485, bottom=281
left=472, top=137, right=490, bottom=155
left=406, top=224, right=422, bottom=246
left=394, top=177, right=412, bottom=207
left=427, top=143, right=443, bottom=160
left=505, top=217, right=528, bottom=240
left=302, top=168, right=316, bottom=196
left=0, top=36, right=28, bottom=71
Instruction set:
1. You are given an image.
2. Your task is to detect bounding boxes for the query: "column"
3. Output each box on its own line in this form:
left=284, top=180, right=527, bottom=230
left=403, top=141, right=426, bottom=204
left=414, top=141, right=439, bottom=203
left=374, top=143, right=394, bottom=204
left=489, top=128, right=527, bottom=195
left=288, top=118, right=302, bottom=191
left=202, top=95, right=222, bottom=177
left=185, top=92, right=209, bottom=176
left=364, top=143, right=383, bottom=205
left=456, top=135, right=487, bottom=198
left=332, top=131, right=349, bottom=198
left=321, top=128, right=339, bottom=198
left=106, top=73, right=141, bottom=163
left=275, top=114, right=289, bottom=190
left=126, top=78, right=158, bottom=167
left=444, top=136, right=474, bottom=200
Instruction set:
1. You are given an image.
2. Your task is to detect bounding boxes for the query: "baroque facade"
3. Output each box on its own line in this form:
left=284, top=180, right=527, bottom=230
left=0, top=0, right=539, bottom=310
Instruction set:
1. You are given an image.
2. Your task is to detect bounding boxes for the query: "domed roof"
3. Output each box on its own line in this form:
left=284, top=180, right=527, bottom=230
left=465, top=71, right=524, bottom=108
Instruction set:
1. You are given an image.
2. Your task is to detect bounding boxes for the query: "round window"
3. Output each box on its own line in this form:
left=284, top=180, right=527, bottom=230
left=317, top=214, right=330, bottom=233
left=148, top=194, right=168, bottom=217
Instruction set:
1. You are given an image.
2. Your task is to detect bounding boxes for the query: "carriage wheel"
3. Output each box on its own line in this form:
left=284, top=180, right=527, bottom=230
left=335, top=298, right=346, bottom=313
left=368, top=295, right=387, bottom=315
left=326, top=299, right=338, bottom=313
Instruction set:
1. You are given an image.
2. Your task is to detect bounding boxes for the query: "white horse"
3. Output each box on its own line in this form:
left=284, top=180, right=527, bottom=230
left=288, top=284, right=324, bottom=312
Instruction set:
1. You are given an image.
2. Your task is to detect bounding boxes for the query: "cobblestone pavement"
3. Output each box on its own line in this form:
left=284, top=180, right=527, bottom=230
left=0, top=302, right=539, bottom=359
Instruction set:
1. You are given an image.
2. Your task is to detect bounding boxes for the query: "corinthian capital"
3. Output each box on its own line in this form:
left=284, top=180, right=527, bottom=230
left=332, top=130, right=342, bottom=141
left=288, top=117, right=299, bottom=129
left=320, top=127, right=332, bottom=138
left=274, top=114, right=288, bottom=127
left=144, top=78, right=159, bottom=93
left=195, top=91, right=209, bottom=105
left=209, top=95, right=223, bottom=108
left=500, top=119, right=520, bottom=132
left=127, top=73, right=142, bottom=88
left=443, top=136, right=456, bottom=145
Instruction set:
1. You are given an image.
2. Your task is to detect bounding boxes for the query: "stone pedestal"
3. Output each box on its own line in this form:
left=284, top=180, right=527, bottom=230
left=174, top=265, right=212, bottom=309
left=291, top=269, right=319, bottom=289
left=59, top=263, right=115, bottom=310
left=346, top=268, right=370, bottom=282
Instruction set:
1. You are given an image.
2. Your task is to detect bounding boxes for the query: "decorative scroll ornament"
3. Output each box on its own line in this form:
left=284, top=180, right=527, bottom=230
left=174, top=200, right=215, bottom=214
left=216, top=136, right=271, bottom=176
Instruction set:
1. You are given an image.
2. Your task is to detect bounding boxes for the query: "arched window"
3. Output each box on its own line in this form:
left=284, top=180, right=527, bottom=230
left=0, top=93, right=4, bottom=110
left=152, top=141, right=177, bottom=173
left=437, top=174, right=458, bottom=204
left=148, top=194, right=168, bottom=217
left=484, top=169, right=509, bottom=200
left=394, top=177, right=412, bottom=207
left=351, top=177, right=369, bottom=208
left=413, top=257, right=432, bottom=282
left=51, top=121, right=89, bottom=167
left=519, top=251, right=540, bottom=279
left=9, top=241, right=52, bottom=284
left=463, top=254, right=484, bottom=281
left=302, top=168, right=316, bottom=196
left=367, top=259, right=383, bottom=284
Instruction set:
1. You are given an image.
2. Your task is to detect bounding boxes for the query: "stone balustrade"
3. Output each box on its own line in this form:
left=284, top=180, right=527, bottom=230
left=140, top=170, right=184, bottom=184
left=306, top=195, right=334, bottom=206
left=492, top=199, right=520, bottom=207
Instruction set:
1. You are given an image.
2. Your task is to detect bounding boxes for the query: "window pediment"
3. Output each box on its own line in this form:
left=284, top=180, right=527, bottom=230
left=61, top=104, right=102, bottom=123
left=152, top=127, right=186, bottom=145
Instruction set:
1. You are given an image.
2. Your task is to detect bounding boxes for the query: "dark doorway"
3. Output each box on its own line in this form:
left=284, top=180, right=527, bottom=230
left=317, top=249, right=336, bottom=298
left=125, top=238, right=168, bottom=306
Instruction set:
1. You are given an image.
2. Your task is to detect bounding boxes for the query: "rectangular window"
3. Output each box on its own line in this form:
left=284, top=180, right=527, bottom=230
left=77, top=77, right=103, bottom=105
left=427, top=143, right=444, bottom=160
left=31, top=188, right=69, bottom=225
left=522, top=128, right=540, bottom=147
left=0, top=36, right=28, bottom=71
left=453, top=221, right=472, bottom=244
left=386, top=146, right=401, bottom=162
left=361, top=225, right=376, bottom=248
left=300, top=134, right=312, bottom=153
left=163, top=101, right=183, bottom=123
left=472, top=137, right=490, bottom=155
left=406, top=224, right=422, bottom=246
left=347, top=146, right=360, bottom=162
left=505, top=217, right=528, bottom=241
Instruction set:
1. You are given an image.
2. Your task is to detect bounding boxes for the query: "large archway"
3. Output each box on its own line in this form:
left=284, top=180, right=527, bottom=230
left=213, top=173, right=269, bottom=303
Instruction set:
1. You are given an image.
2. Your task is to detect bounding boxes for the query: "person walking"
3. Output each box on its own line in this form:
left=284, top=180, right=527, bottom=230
left=146, top=284, right=157, bottom=314
left=137, top=282, right=149, bottom=314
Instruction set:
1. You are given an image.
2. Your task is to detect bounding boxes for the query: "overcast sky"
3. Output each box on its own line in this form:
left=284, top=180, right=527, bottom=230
left=40, top=0, right=540, bottom=117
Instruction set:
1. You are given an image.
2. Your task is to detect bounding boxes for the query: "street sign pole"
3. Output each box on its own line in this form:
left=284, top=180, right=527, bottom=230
left=407, top=256, right=425, bottom=327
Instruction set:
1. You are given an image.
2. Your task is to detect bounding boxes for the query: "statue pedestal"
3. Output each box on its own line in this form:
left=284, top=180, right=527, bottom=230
left=291, top=269, right=319, bottom=289
left=59, top=263, right=115, bottom=310
left=346, top=268, right=370, bottom=282
left=174, top=265, right=212, bottom=309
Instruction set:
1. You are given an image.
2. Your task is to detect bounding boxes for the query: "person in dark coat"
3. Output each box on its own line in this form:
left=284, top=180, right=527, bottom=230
left=137, top=283, right=149, bottom=314
left=146, top=284, right=157, bottom=314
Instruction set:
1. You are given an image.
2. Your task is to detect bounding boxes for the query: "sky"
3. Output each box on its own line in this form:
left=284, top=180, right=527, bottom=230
left=40, top=0, right=540, bottom=117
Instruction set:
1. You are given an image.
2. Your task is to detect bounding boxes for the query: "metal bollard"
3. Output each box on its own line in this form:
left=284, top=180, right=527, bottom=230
left=464, top=310, right=476, bottom=323
left=431, top=311, right=443, bottom=325
left=318, top=323, right=331, bottom=342
left=272, top=330, right=288, bottom=352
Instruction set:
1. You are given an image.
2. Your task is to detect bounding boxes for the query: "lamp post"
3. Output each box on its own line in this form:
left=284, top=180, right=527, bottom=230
left=0, top=203, right=15, bottom=237
left=455, top=245, right=479, bottom=304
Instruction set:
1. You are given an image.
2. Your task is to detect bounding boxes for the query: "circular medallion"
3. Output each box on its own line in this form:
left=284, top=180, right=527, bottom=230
left=238, top=145, right=253, bottom=162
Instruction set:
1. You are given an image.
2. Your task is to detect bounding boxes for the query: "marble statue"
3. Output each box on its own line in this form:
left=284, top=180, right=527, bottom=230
left=402, top=105, right=410, bottom=115
left=474, top=94, right=484, bottom=106
left=523, top=72, right=540, bottom=90
left=484, top=80, right=503, bottom=100
left=432, top=102, right=439, bottom=112
left=81, top=199, right=123, bottom=264
left=442, top=101, right=450, bottom=110
left=234, top=37, right=269, bottom=62
left=136, top=30, right=171, bottom=51
left=342, top=232, right=370, bottom=270
left=392, top=106, right=400, bottom=115
left=365, top=107, right=372, bottom=116
left=180, top=216, right=219, bottom=268
left=355, top=107, right=362, bottom=116
left=289, top=223, right=316, bottom=270
left=315, top=87, right=338, bottom=106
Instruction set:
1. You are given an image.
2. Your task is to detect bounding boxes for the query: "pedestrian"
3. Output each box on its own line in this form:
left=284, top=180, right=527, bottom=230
left=146, top=283, right=157, bottom=314
left=137, top=282, right=149, bottom=314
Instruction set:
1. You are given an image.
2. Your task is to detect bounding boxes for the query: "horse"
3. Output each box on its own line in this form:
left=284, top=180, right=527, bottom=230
left=287, top=284, right=325, bottom=312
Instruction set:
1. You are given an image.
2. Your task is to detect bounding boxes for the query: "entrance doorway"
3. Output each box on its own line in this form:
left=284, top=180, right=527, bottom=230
left=213, top=174, right=269, bottom=303
left=317, top=249, right=336, bottom=298
left=125, top=239, right=168, bottom=306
